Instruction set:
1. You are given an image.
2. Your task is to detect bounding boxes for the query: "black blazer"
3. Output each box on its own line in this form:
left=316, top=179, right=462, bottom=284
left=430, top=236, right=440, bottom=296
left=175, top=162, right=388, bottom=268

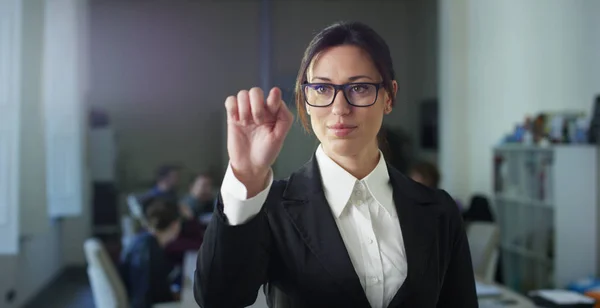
left=194, top=156, right=478, bottom=308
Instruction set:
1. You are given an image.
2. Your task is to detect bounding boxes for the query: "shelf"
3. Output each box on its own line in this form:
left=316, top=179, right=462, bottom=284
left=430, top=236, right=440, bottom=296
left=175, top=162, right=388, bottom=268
left=494, top=146, right=600, bottom=293
left=495, top=194, right=553, bottom=209
left=494, top=144, right=598, bottom=152
left=494, top=144, right=554, bottom=152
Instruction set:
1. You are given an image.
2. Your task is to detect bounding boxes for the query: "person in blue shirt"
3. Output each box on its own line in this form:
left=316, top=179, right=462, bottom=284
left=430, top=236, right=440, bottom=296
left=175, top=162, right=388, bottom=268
left=180, top=173, right=215, bottom=222
left=139, top=165, right=181, bottom=211
left=120, top=197, right=182, bottom=308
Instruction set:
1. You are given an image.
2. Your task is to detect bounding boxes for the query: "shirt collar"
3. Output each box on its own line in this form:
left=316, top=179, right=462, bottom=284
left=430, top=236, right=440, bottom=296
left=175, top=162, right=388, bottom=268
left=315, top=145, right=395, bottom=218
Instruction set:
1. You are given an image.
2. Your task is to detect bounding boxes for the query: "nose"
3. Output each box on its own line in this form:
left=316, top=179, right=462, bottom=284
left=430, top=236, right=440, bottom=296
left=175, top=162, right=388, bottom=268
left=331, top=90, right=351, bottom=116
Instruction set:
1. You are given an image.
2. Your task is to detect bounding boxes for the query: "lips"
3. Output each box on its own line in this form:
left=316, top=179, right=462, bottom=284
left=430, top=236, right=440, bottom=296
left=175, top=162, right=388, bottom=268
left=327, top=123, right=357, bottom=137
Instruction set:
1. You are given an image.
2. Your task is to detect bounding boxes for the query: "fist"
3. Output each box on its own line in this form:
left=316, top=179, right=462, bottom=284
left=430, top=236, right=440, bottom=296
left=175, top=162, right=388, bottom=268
left=225, top=87, right=294, bottom=194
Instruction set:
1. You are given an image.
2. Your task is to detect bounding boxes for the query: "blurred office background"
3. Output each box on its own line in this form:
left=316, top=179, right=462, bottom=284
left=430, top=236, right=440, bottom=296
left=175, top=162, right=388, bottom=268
left=1, top=0, right=600, bottom=307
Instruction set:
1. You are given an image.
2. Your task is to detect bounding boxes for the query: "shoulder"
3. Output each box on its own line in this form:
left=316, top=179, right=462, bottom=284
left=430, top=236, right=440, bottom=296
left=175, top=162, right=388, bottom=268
left=130, top=233, right=155, bottom=250
left=429, top=188, right=466, bottom=239
left=181, top=195, right=196, bottom=205
left=388, top=165, right=462, bottom=222
left=121, top=233, right=154, bottom=262
left=262, top=178, right=290, bottom=211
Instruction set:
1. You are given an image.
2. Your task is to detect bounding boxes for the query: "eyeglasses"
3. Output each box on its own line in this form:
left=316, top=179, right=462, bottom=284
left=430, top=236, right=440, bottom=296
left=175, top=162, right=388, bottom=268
left=301, top=82, right=385, bottom=107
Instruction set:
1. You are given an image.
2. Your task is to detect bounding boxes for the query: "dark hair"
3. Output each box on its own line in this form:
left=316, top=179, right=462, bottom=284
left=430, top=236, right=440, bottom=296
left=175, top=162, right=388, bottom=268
left=409, top=161, right=440, bottom=188
left=143, top=197, right=180, bottom=231
left=294, top=21, right=397, bottom=133
left=155, top=164, right=180, bottom=183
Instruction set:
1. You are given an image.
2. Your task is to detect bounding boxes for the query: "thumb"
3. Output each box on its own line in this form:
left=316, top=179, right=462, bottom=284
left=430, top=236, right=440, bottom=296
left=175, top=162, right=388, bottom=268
left=274, top=100, right=294, bottom=137
left=265, top=87, right=283, bottom=115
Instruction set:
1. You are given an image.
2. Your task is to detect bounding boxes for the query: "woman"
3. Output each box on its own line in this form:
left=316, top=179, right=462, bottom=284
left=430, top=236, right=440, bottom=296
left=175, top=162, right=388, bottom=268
left=120, top=197, right=182, bottom=308
left=195, top=22, right=477, bottom=308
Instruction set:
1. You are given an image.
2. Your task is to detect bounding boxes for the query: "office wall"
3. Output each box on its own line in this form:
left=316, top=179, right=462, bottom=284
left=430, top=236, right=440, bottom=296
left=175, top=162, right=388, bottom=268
left=89, top=0, right=438, bottom=184
left=405, top=0, right=438, bottom=163
left=88, top=0, right=261, bottom=188
left=440, top=0, right=600, bottom=201
left=0, top=1, right=64, bottom=307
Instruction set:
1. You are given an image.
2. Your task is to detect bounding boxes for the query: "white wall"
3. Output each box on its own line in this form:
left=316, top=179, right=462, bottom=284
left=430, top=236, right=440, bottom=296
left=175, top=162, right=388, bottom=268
left=440, top=0, right=600, bottom=201
left=0, top=1, right=64, bottom=306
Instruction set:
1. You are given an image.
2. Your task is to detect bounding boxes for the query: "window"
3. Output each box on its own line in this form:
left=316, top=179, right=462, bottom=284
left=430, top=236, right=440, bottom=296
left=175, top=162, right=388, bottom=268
left=0, top=0, right=22, bottom=255
left=42, top=0, right=86, bottom=218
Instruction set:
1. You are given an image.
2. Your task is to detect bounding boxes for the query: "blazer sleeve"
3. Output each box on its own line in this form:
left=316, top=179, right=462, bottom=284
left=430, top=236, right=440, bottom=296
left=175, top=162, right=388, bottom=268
left=194, top=184, right=279, bottom=308
left=437, top=190, right=478, bottom=308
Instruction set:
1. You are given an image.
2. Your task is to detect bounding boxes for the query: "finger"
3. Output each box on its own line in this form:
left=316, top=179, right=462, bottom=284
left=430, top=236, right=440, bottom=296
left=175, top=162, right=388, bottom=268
left=265, top=87, right=283, bottom=115
left=249, top=87, right=266, bottom=125
left=237, top=90, right=251, bottom=125
left=224, top=96, right=239, bottom=123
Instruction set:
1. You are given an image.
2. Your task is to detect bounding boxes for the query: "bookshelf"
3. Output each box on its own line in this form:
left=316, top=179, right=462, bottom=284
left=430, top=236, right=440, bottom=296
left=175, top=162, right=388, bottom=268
left=493, top=145, right=600, bottom=293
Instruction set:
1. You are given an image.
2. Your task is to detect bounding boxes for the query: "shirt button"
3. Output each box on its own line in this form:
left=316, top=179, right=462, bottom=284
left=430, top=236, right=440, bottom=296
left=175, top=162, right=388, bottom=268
left=368, top=238, right=374, bottom=244
left=371, top=277, right=381, bottom=284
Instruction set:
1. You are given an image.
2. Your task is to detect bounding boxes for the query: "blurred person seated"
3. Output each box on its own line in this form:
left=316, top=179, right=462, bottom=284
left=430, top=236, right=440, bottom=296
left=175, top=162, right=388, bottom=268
left=463, top=194, right=494, bottom=223
left=119, top=197, right=182, bottom=308
left=408, top=160, right=440, bottom=188
left=139, top=165, right=181, bottom=212
left=134, top=165, right=204, bottom=266
left=409, top=160, right=464, bottom=212
left=180, top=174, right=215, bottom=223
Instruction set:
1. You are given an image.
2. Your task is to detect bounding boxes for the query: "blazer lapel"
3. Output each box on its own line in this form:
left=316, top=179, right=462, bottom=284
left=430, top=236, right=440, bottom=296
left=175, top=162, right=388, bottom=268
left=387, top=166, right=439, bottom=307
left=281, top=157, right=371, bottom=307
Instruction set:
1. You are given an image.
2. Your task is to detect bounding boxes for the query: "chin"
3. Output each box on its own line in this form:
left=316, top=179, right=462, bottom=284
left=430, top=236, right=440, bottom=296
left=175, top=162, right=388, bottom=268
left=325, top=139, right=364, bottom=157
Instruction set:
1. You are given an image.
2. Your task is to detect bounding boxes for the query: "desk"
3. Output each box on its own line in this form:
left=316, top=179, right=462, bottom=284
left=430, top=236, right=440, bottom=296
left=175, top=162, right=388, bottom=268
left=477, top=278, right=536, bottom=308
left=180, top=251, right=268, bottom=308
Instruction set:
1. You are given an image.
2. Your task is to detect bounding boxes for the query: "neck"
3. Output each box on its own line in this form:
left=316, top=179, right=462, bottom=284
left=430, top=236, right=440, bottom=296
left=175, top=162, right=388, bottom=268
left=199, top=195, right=212, bottom=202
left=323, top=142, right=380, bottom=180
left=151, top=231, right=171, bottom=247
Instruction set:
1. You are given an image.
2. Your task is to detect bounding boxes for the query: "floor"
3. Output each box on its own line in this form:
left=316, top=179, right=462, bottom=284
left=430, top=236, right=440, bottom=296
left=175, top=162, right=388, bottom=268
left=24, top=235, right=123, bottom=308
left=24, top=267, right=95, bottom=308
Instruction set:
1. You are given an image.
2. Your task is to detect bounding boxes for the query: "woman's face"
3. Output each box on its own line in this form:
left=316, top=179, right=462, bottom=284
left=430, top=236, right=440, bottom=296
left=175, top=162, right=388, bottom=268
left=306, top=45, right=396, bottom=158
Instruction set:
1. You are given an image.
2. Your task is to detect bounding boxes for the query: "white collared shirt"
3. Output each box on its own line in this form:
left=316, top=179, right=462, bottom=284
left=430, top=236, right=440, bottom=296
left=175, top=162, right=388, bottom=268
left=221, top=145, right=407, bottom=308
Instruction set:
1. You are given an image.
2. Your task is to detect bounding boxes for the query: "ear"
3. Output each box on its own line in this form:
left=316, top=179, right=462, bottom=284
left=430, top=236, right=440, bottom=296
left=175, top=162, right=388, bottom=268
left=384, top=80, right=398, bottom=115
left=384, top=105, right=392, bottom=115
left=306, top=104, right=311, bottom=115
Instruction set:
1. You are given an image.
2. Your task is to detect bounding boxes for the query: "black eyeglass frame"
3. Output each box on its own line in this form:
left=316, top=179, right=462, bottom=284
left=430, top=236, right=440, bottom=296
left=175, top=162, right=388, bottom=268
left=301, top=82, right=385, bottom=107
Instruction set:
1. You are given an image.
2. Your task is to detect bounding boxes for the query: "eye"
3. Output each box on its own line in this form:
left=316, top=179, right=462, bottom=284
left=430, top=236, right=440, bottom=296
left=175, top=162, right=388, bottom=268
left=312, top=85, right=330, bottom=94
left=350, top=84, right=369, bottom=93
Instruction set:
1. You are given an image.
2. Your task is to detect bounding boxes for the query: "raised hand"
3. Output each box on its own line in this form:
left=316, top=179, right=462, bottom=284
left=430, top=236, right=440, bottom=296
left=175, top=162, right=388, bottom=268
left=225, top=87, right=294, bottom=197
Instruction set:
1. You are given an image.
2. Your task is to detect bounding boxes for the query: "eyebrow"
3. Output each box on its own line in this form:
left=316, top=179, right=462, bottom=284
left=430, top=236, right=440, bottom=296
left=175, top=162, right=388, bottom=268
left=311, top=75, right=375, bottom=82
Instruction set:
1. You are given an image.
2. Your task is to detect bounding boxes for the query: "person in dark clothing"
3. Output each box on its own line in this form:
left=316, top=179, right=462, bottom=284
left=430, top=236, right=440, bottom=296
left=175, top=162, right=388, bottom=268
left=409, top=161, right=465, bottom=212
left=195, top=21, right=477, bottom=308
left=180, top=174, right=215, bottom=220
left=120, top=197, right=181, bottom=308
left=463, top=194, right=495, bottom=223
left=139, top=165, right=181, bottom=213
left=136, top=168, right=205, bottom=268
left=408, top=160, right=440, bottom=188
